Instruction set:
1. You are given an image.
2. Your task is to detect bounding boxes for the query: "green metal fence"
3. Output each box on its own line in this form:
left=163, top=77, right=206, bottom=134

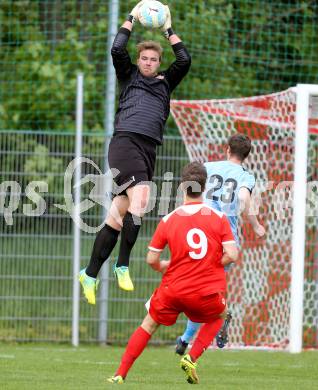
left=0, top=130, right=189, bottom=343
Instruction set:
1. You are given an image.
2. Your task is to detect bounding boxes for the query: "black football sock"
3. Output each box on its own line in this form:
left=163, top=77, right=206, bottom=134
left=116, top=212, right=141, bottom=268
left=85, top=224, right=120, bottom=278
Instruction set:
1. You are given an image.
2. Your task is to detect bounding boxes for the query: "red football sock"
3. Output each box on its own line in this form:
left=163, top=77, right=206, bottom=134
left=189, top=318, right=223, bottom=361
left=115, top=326, right=151, bottom=378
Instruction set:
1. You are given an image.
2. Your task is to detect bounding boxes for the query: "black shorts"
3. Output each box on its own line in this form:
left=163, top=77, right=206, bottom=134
left=108, top=131, right=157, bottom=195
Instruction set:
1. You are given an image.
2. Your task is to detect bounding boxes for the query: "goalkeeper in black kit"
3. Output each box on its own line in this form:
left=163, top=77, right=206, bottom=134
left=79, top=1, right=191, bottom=301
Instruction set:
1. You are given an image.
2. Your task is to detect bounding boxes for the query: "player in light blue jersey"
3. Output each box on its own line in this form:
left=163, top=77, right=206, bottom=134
left=175, top=133, right=265, bottom=355
left=204, top=158, right=264, bottom=242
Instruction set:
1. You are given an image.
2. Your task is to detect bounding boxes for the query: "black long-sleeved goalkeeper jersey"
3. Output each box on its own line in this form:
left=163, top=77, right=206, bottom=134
left=111, top=28, right=191, bottom=145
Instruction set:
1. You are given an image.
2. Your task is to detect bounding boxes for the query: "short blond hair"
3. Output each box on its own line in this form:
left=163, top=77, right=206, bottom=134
left=137, top=41, right=163, bottom=61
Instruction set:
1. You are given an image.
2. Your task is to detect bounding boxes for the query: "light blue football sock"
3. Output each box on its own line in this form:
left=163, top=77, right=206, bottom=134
left=181, top=320, right=201, bottom=343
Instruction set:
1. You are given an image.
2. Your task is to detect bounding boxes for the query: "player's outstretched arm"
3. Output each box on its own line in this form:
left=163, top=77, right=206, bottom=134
left=238, top=187, right=265, bottom=237
left=161, top=5, right=191, bottom=91
left=111, top=1, right=145, bottom=80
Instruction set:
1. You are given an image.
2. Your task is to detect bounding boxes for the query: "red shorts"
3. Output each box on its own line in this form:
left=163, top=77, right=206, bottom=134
left=149, top=285, right=226, bottom=326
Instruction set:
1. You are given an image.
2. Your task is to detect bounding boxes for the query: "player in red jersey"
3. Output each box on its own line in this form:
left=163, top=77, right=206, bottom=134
left=107, top=162, right=238, bottom=385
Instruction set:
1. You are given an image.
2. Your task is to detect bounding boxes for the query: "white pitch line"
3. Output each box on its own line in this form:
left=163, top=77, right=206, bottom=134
left=48, top=358, right=115, bottom=366
left=0, top=354, right=15, bottom=359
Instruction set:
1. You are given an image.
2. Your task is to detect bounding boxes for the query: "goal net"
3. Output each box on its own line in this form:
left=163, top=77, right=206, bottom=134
left=170, top=88, right=318, bottom=350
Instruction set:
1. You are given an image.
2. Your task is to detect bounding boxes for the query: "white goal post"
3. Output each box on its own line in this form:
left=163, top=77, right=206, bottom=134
left=290, top=84, right=318, bottom=353
left=170, top=84, right=318, bottom=352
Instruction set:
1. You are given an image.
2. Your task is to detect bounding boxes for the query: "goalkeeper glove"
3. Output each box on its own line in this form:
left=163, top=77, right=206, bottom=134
left=161, top=5, right=174, bottom=39
left=127, top=0, right=146, bottom=25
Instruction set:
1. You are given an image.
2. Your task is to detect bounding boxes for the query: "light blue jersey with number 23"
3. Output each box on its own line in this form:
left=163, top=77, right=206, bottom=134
left=203, top=160, right=255, bottom=244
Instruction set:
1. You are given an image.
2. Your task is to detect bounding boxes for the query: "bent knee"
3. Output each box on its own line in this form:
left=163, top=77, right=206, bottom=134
left=141, top=314, right=159, bottom=335
left=127, top=185, right=150, bottom=216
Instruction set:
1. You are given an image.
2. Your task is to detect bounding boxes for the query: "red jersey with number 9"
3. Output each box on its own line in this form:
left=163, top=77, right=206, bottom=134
left=148, top=202, right=235, bottom=296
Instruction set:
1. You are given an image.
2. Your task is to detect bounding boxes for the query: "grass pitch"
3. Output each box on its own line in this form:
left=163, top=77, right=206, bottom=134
left=1, top=344, right=317, bottom=389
